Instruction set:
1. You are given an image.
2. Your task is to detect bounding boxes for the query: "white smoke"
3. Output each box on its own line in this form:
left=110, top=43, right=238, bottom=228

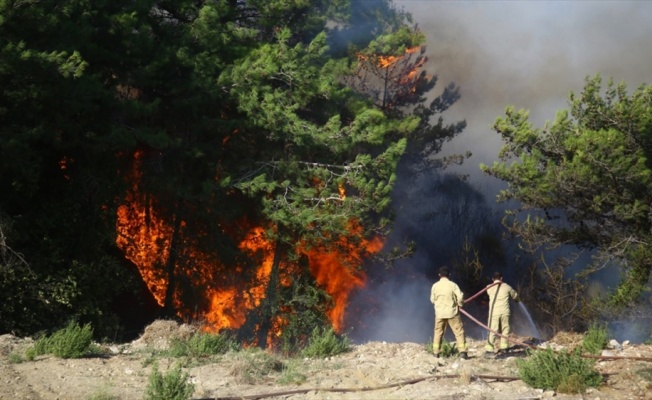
left=398, top=0, right=652, bottom=189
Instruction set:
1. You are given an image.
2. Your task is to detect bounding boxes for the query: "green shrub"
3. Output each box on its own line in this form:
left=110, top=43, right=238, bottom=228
left=300, top=327, right=351, bottom=358
left=440, top=340, right=458, bottom=357
left=169, top=330, right=239, bottom=358
left=425, top=339, right=458, bottom=358
left=144, top=362, right=195, bottom=400
left=30, top=330, right=51, bottom=357
left=517, top=348, right=603, bottom=393
left=30, top=321, right=95, bottom=359
left=277, top=359, right=308, bottom=385
left=8, top=352, right=26, bottom=364
left=582, top=323, right=609, bottom=355
left=556, top=373, right=589, bottom=394
left=636, top=367, right=652, bottom=384
left=274, top=282, right=333, bottom=356
left=25, top=346, right=37, bottom=361
left=645, top=328, right=652, bottom=345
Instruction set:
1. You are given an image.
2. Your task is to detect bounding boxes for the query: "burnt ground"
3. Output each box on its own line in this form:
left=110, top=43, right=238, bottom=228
left=0, top=320, right=651, bottom=400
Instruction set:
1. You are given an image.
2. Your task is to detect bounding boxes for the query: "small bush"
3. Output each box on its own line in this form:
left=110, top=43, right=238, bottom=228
left=25, top=346, right=37, bottom=361
left=300, top=327, right=351, bottom=358
left=635, top=367, right=652, bottom=389
left=582, top=323, right=609, bottom=355
left=144, top=362, right=195, bottom=400
left=8, top=352, right=26, bottom=364
left=440, top=340, right=458, bottom=357
left=169, top=330, right=239, bottom=358
left=140, top=351, right=162, bottom=368
left=425, top=339, right=458, bottom=358
left=30, top=321, right=95, bottom=359
left=228, top=348, right=284, bottom=384
left=277, top=359, right=308, bottom=385
left=88, top=388, right=119, bottom=400
left=517, top=348, right=603, bottom=393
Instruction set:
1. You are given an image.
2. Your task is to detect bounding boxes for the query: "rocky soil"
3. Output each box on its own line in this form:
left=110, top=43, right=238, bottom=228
left=1, top=320, right=651, bottom=400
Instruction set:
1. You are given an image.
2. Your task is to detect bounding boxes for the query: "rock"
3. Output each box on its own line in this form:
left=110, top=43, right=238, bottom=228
left=608, top=339, right=622, bottom=351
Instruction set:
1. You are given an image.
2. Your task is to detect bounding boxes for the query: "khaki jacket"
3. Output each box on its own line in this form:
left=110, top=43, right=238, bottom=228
left=430, top=278, right=464, bottom=319
left=487, top=281, right=519, bottom=316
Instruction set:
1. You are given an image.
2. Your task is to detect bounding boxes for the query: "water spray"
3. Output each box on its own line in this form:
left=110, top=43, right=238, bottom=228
left=517, top=302, right=541, bottom=338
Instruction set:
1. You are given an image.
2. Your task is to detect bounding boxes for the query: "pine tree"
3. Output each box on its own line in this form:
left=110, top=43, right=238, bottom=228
left=482, top=75, right=652, bottom=307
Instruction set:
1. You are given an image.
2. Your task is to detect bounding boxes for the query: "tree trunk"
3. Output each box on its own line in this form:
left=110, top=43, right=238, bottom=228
left=163, top=198, right=185, bottom=317
left=256, top=229, right=284, bottom=347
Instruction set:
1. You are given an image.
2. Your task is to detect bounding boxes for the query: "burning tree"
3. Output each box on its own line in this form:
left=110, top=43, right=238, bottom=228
left=0, top=0, right=464, bottom=346
left=340, top=23, right=469, bottom=277
left=111, top=1, right=421, bottom=349
left=345, top=24, right=468, bottom=176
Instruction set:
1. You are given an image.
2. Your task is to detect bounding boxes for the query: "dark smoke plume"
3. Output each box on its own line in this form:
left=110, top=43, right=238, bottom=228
left=347, top=1, right=652, bottom=344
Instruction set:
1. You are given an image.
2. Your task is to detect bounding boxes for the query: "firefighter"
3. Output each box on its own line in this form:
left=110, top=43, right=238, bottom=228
left=430, top=266, right=468, bottom=359
left=485, top=271, right=519, bottom=354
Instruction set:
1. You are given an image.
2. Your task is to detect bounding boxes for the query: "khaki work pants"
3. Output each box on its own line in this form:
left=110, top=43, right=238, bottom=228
left=487, top=313, right=510, bottom=350
left=433, top=314, right=467, bottom=354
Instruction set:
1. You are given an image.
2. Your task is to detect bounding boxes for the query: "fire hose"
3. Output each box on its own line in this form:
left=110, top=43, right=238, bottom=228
left=459, top=281, right=538, bottom=351
left=199, top=374, right=520, bottom=400
left=463, top=281, right=499, bottom=304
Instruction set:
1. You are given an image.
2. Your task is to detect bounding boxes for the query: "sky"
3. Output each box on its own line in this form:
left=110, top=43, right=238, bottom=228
left=397, top=0, right=652, bottom=191
left=348, top=0, right=652, bottom=344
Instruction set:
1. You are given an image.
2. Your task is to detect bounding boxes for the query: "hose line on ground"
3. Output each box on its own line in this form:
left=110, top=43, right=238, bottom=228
left=193, top=374, right=521, bottom=400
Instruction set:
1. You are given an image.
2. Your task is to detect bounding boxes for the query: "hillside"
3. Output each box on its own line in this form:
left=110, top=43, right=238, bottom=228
left=1, top=320, right=651, bottom=400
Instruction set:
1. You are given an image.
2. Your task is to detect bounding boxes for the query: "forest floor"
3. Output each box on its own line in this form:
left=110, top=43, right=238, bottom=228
left=1, top=320, right=651, bottom=400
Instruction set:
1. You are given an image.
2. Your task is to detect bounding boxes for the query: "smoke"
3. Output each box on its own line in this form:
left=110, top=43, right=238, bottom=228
left=347, top=170, right=504, bottom=344
left=347, top=1, right=652, bottom=343
left=398, top=0, right=652, bottom=186
left=346, top=270, right=433, bottom=343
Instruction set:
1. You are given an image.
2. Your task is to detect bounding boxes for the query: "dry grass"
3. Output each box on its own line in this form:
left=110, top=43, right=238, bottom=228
left=131, top=320, right=197, bottom=351
left=227, top=348, right=284, bottom=384
left=636, top=367, right=652, bottom=385
left=549, top=331, right=584, bottom=349
left=458, top=368, right=473, bottom=385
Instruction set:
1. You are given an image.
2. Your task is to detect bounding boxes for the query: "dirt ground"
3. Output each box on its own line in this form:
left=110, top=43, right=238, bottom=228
left=1, top=320, right=651, bottom=400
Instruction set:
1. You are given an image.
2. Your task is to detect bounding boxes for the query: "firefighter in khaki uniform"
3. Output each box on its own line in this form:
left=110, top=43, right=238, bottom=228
left=430, top=266, right=468, bottom=359
left=485, top=272, right=519, bottom=354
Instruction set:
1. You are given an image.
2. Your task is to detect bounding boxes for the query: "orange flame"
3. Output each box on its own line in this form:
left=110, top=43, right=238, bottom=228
left=116, top=151, right=384, bottom=344
left=301, top=222, right=383, bottom=332
left=58, top=156, right=73, bottom=180
left=372, top=46, right=421, bottom=69
left=378, top=55, right=398, bottom=68
left=116, top=151, right=171, bottom=306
